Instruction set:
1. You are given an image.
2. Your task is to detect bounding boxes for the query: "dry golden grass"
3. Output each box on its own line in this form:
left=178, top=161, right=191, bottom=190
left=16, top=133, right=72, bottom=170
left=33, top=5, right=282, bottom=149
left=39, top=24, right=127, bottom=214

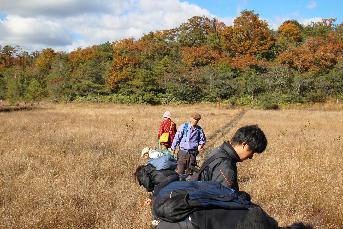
left=0, top=103, right=342, bottom=228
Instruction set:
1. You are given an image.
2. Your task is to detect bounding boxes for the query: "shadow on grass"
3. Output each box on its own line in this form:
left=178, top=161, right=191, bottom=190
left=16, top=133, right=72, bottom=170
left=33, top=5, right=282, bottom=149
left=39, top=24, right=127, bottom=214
left=281, top=222, right=313, bottom=229
left=0, top=105, right=39, bottom=113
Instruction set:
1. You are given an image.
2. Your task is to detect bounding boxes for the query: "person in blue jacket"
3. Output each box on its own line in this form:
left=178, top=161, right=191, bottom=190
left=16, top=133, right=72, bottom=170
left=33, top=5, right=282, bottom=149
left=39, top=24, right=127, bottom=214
left=171, top=113, right=206, bottom=175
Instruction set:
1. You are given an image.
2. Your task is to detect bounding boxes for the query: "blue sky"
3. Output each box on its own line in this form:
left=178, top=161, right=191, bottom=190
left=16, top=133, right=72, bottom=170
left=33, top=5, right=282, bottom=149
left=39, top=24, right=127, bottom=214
left=0, top=0, right=342, bottom=52
left=186, top=0, right=342, bottom=21
left=186, top=0, right=342, bottom=27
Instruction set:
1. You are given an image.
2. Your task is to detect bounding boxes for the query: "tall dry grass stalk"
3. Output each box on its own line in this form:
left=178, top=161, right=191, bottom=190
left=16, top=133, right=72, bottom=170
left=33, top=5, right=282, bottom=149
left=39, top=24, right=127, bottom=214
left=0, top=103, right=342, bottom=228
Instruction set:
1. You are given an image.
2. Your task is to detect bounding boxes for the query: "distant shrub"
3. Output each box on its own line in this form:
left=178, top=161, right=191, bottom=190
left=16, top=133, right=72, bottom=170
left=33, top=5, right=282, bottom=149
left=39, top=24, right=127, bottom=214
left=74, top=93, right=174, bottom=105
left=6, top=78, right=22, bottom=105
left=0, top=75, right=5, bottom=100
left=134, top=93, right=161, bottom=105
left=25, top=79, right=46, bottom=101
left=232, top=95, right=254, bottom=106
left=304, top=90, right=327, bottom=103
left=256, top=94, right=280, bottom=110
left=156, top=93, right=180, bottom=105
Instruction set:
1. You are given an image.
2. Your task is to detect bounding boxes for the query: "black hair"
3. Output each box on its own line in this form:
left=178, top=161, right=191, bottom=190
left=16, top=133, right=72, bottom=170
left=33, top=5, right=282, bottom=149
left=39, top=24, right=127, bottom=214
left=133, top=164, right=155, bottom=192
left=133, top=165, right=146, bottom=184
left=230, top=125, right=267, bottom=153
left=134, top=164, right=179, bottom=192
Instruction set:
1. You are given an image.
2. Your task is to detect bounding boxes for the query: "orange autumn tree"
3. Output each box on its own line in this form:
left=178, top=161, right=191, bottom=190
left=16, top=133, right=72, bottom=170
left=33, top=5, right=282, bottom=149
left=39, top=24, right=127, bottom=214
left=107, top=39, right=143, bottom=90
left=277, top=32, right=343, bottom=73
left=219, top=10, right=275, bottom=71
left=69, top=46, right=99, bottom=69
left=34, top=48, right=56, bottom=75
left=277, top=20, right=303, bottom=48
left=176, top=16, right=228, bottom=68
left=229, top=55, right=268, bottom=71
left=0, top=45, right=18, bottom=69
left=221, top=10, right=275, bottom=57
left=181, top=46, right=224, bottom=68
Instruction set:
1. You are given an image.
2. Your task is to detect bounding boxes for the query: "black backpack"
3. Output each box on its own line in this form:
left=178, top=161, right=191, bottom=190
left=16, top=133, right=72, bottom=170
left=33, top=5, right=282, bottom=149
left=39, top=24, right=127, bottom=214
left=190, top=148, right=230, bottom=181
left=153, top=189, right=192, bottom=223
left=152, top=180, right=251, bottom=223
left=190, top=206, right=278, bottom=229
left=156, top=219, right=194, bottom=229
left=156, top=205, right=278, bottom=229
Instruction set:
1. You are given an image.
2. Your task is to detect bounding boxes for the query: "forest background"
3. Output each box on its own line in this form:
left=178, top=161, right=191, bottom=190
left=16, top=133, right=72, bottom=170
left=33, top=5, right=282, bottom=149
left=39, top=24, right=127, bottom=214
left=1, top=10, right=343, bottom=108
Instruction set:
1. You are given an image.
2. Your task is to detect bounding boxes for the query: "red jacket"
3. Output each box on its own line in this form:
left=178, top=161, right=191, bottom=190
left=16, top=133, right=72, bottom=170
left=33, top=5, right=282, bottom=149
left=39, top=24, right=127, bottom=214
left=158, top=118, right=177, bottom=148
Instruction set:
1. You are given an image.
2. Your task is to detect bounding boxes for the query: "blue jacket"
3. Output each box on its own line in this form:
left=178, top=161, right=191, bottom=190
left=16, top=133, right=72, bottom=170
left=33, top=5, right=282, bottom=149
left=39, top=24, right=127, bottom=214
left=148, top=155, right=177, bottom=170
left=157, top=181, right=251, bottom=209
left=153, top=178, right=252, bottom=222
left=171, top=122, right=206, bottom=151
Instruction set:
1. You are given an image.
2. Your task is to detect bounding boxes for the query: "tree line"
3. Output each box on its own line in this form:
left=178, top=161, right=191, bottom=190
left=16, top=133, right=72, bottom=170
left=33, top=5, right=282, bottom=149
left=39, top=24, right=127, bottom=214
left=1, top=10, right=342, bottom=108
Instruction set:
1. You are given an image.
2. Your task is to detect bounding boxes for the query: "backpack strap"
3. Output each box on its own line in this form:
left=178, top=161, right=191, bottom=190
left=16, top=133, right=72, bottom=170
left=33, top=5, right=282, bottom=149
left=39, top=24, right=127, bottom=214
left=181, top=122, right=189, bottom=139
left=191, top=147, right=230, bottom=181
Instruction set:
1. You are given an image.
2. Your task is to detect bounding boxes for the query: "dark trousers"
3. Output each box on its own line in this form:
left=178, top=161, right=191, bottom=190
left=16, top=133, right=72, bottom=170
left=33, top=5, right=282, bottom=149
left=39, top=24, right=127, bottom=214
left=157, top=219, right=194, bottom=229
left=176, top=149, right=198, bottom=175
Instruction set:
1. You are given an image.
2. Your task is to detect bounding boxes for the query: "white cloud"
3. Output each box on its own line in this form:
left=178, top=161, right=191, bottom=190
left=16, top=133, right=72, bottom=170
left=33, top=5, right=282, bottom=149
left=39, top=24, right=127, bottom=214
left=299, top=17, right=322, bottom=25
left=307, top=0, right=317, bottom=9
left=0, top=0, right=211, bottom=52
left=221, top=17, right=235, bottom=26
left=266, top=17, right=286, bottom=30
left=0, top=15, right=73, bottom=48
left=266, top=16, right=323, bottom=30
left=0, top=0, right=126, bottom=18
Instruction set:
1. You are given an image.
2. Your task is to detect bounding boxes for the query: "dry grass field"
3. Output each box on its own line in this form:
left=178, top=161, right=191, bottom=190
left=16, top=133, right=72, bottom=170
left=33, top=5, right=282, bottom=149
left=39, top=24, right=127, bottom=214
left=0, top=103, right=342, bottom=228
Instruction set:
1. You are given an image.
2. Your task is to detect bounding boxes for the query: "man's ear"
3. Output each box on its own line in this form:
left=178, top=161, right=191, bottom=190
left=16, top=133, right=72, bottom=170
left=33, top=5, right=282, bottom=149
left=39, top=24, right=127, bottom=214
left=242, top=142, right=248, bottom=149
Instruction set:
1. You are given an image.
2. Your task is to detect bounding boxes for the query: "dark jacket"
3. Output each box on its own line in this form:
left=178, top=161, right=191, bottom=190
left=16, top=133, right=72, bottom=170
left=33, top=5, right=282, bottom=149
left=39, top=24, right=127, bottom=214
left=156, top=204, right=278, bottom=229
left=198, top=142, right=241, bottom=191
left=137, top=164, right=178, bottom=192
left=191, top=207, right=278, bottom=229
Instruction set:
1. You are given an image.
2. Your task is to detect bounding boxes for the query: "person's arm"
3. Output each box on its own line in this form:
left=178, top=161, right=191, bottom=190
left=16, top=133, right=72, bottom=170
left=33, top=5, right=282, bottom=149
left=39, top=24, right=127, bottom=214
left=211, top=160, right=238, bottom=190
left=170, top=124, right=184, bottom=152
left=169, top=121, right=177, bottom=144
left=198, top=127, right=206, bottom=150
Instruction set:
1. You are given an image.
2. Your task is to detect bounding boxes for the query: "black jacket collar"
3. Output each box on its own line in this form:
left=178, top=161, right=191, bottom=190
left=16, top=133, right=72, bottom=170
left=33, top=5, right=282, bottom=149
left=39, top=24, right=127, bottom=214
left=221, top=141, right=242, bottom=162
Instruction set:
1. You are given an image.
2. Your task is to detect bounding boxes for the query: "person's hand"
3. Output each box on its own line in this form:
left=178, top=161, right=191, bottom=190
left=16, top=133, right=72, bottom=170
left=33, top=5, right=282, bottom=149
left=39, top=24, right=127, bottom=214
left=171, top=149, right=176, bottom=156
left=198, top=145, right=205, bottom=153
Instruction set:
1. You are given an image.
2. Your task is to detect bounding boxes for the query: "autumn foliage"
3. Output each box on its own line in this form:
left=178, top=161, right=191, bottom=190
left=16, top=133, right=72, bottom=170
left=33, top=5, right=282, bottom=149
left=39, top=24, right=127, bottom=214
left=229, top=54, right=268, bottom=71
left=277, top=33, right=343, bottom=73
left=181, top=46, right=224, bottom=68
left=220, top=10, right=275, bottom=56
left=0, top=11, right=342, bottom=106
left=107, top=39, right=143, bottom=89
left=277, top=20, right=303, bottom=44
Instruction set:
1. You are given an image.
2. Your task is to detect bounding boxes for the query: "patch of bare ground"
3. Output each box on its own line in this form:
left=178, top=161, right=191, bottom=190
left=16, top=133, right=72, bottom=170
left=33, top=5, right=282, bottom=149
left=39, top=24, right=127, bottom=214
left=0, top=103, right=342, bottom=228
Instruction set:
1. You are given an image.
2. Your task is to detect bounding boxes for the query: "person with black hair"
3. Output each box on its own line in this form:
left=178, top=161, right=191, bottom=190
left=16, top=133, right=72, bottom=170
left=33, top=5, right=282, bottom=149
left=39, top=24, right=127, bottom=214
left=133, top=162, right=279, bottom=229
left=192, top=124, right=267, bottom=191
